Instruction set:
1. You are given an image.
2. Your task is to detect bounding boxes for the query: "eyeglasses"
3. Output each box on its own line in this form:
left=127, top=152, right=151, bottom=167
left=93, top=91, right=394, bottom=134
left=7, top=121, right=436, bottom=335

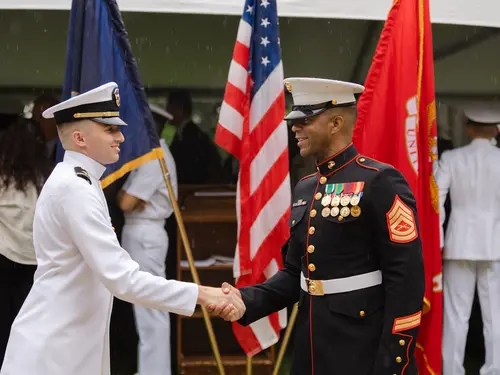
left=287, top=117, right=314, bottom=127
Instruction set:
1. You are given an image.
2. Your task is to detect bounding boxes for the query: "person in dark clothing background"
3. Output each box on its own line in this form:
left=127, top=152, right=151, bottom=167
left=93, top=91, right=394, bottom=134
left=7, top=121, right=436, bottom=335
left=166, top=89, right=223, bottom=185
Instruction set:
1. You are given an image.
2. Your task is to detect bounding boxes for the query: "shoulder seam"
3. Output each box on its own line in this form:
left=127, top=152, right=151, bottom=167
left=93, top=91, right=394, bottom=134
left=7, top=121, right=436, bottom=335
left=356, top=156, right=380, bottom=172
left=356, top=155, right=395, bottom=172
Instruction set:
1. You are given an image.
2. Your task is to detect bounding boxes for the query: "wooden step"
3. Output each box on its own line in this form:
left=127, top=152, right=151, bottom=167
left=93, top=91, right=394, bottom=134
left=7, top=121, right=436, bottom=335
left=180, top=355, right=274, bottom=375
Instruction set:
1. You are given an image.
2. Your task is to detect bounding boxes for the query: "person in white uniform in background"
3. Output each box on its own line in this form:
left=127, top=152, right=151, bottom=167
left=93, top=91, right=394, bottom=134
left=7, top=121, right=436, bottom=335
left=437, top=105, right=500, bottom=375
left=117, top=105, right=176, bottom=375
left=0, top=82, right=245, bottom=375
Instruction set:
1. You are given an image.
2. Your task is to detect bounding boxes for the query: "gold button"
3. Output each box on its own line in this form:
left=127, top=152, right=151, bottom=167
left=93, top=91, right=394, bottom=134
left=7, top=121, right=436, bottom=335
left=310, top=209, right=317, bottom=218
left=292, top=219, right=296, bottom=225
left=327, top=161, right=335, bottom=169
left=307, top=245, right=315, bottom=253
left=319, top=176, right=327, bottom=184
left=308, top=226, right=315, bottom=235
left=359, top=157, right=366, bottom=162
left=359, top=310, right=366, bottom=317
left=338, top=216, right=344, bottom=221
left=315, top=192, right=322, bottom=200
left=308, top=263, right=316, bottom=272
left=396, top=357, right=402, bottom=363
left=399, top=340, right=405, bottom=346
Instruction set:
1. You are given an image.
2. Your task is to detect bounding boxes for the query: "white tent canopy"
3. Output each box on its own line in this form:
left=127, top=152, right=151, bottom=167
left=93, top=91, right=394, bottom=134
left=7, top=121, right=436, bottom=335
left=1, top=0, right=500, bottom=28
left=0, top=1, right=499, bottom=97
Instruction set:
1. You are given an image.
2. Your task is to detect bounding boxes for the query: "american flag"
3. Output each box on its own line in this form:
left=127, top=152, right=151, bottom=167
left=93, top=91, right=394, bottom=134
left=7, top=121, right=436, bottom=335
left=215, top=0, right=291, bottom=356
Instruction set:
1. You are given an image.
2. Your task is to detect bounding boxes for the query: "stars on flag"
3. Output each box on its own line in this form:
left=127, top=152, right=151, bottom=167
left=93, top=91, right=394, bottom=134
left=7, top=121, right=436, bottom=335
left=261, top=18, right=270, bottom=28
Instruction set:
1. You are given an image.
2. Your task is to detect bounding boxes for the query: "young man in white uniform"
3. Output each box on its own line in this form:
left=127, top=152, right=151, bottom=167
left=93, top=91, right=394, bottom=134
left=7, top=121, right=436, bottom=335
left=117, top=107, right=177, bottom=375
left=437, top=105, right=500, bottom=375
left=0, top=82, right=245, bottom=375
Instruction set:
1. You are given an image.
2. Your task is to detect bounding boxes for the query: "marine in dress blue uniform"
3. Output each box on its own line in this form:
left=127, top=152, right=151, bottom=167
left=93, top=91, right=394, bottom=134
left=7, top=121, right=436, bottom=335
left=236, top=78, right=426, bottom=375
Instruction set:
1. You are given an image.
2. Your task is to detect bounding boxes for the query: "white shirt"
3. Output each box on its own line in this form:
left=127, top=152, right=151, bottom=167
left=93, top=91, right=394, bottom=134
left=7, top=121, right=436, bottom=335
left=437, top=138, right=500, bottom=260
left=0, top=150, right=198, bottom=375
left=122, top=139, right=177, bottom=222
left=0, top=181, right=38, bottom=264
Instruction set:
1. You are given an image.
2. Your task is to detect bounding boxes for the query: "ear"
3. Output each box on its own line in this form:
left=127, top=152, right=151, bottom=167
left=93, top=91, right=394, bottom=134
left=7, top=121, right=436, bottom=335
left=329, top=114, right=344, bottom=135
left=71, top=128, right=86, bottom=147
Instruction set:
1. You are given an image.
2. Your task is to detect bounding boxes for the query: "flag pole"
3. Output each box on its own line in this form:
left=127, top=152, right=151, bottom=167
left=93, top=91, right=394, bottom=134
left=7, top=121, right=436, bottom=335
left=246, top=355, right=252, bottom=375
left=272, top=303, right=298, bottom=375
left=158, top=157, right=226, bottom=375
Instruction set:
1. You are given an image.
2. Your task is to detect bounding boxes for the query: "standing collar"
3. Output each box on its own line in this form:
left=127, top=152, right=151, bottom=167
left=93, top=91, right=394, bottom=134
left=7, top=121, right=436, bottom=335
left=471, top=138, right=494, bottom=147
left=316, top=143, right=359, bottom=176
left=63, top=150, right=107, bottom=180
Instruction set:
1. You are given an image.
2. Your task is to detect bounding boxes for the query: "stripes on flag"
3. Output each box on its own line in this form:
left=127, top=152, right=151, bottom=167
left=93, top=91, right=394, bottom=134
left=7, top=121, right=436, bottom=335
left=215, top=0, right=290, bottom=356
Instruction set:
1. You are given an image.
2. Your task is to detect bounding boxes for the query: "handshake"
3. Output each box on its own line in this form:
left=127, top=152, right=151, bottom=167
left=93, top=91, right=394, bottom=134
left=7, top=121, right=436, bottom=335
left=197, top=282, right=246, bottom=322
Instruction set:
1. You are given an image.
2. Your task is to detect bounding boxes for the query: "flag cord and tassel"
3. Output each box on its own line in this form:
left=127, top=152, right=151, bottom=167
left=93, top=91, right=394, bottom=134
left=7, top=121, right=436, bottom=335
left=158, top=157, right=226, bottom=375
left=272, top=303, right=299, bottom=375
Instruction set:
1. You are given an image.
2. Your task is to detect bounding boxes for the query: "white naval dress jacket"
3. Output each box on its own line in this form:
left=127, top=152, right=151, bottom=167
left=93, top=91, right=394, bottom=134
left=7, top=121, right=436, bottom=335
left=0, top=151, right=199, bottom=375
left=436, top=138, right=500, bottom=260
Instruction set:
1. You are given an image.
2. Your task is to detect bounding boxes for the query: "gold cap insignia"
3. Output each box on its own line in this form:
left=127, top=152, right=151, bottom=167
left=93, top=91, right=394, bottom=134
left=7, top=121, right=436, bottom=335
left=285, top=81, right=292, bottom=93
left=113, top=88, right=121, bottom=107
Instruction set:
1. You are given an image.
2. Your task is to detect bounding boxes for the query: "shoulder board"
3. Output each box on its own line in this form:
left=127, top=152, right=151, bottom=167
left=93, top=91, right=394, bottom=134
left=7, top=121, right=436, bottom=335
left=74, top=167, right=92, bottom=185
left=299, top=171, right=318, bottom=182
left=355, top=156, right=393, bottom=172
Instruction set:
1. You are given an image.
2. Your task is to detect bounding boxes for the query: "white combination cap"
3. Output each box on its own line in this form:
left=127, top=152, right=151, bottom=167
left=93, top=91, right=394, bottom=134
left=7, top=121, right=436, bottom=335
left=42, top=82, right=126, bottom=126
left=284, top=77, right=364, bottom=121
left=464, top=103, right=500, bottom=126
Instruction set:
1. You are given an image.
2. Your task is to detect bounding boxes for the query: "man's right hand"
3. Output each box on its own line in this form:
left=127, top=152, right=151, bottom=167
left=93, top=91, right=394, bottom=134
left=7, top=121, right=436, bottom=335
left=197, top=283, right=245, bottom=322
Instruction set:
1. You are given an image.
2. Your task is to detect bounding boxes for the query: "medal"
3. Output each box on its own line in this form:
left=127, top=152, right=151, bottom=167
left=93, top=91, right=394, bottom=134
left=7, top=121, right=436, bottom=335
left=350, top=194, right=360, bottom=206
left=331, top=195, right=341, bottom=207
left=340, top=195, right=351, bottom=206
left=340, top=206, right=350, bottom=217
left=351, top=205, right=361, bottom=217
left=342, top=181, right=356, bottom=206
left=321, top=207, right=331, bottom=217
left=350, top=182, right=365, bottom=206
left=331, top=184, right=344, bottom=207
left=330, top=206, right=339, bottom=217
left=321, top=194, right=332, bottom=207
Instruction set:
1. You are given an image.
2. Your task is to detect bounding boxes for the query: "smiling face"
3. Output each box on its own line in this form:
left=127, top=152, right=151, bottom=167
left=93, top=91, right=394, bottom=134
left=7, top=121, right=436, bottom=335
left=84, top=121, right=125, bottom=164
left=291, top=109, right=343, bottom=158
left=291, top=115, right=331, bottom=158
left=290, top=106, right=357, bottom=160
left=59, top=119, right=125, bottom=165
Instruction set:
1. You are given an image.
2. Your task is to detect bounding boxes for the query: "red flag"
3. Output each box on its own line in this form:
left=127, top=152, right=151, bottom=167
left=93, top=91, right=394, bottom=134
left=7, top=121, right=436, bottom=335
left=352, top=0, right=442, bottom=374
left=215, top=0, right=290, bottom=356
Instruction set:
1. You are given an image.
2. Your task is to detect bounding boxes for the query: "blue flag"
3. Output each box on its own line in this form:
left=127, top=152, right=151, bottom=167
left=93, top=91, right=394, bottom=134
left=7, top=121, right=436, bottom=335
left=58, top=0, right=163, bottom=189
